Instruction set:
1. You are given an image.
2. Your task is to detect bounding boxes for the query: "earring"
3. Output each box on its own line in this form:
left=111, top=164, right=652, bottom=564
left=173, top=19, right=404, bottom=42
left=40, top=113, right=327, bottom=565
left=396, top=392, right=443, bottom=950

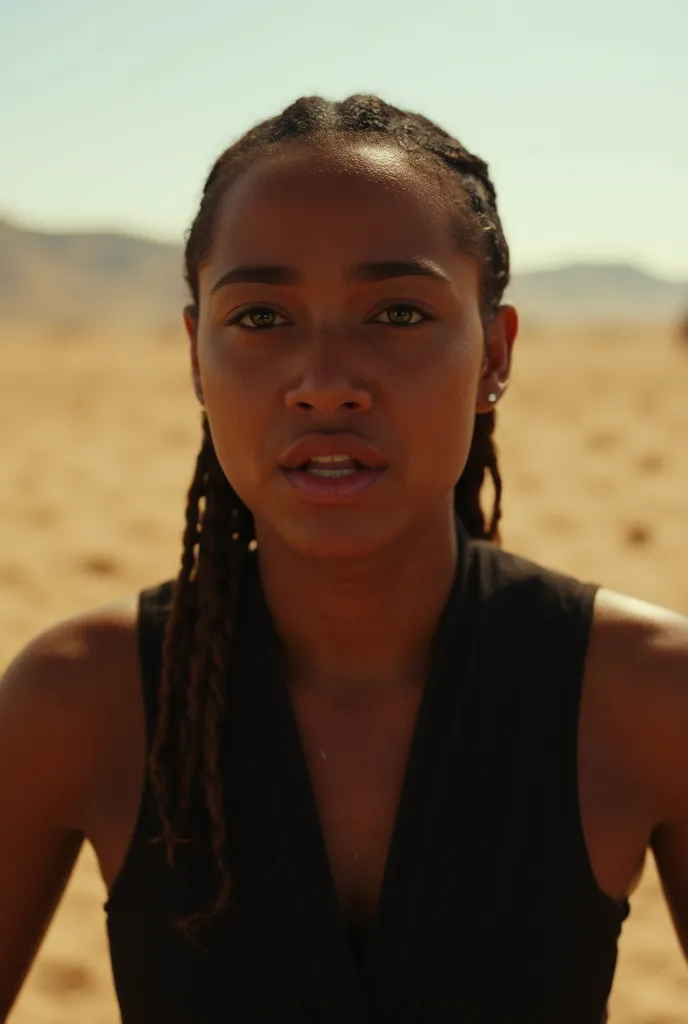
left=487, top=392, right=498, bottom=404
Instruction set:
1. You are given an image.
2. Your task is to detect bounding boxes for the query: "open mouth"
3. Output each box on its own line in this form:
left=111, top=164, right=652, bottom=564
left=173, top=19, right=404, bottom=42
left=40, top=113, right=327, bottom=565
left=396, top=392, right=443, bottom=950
left=296, top=456, right=364, bottom=478
left=281, top=458, right=386, bottom=504
left=277, top=435, right=386, bottom=503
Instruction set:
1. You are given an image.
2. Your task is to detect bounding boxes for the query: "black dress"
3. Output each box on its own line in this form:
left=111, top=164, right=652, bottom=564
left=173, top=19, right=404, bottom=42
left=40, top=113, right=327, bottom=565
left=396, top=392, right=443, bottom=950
left=105, top=520, right=629, bottom=1022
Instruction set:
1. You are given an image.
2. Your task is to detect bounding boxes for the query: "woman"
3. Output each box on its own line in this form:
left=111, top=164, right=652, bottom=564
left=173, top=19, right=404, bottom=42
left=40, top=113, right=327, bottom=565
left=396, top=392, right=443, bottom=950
left=1, top=94, right=687, bottom=1023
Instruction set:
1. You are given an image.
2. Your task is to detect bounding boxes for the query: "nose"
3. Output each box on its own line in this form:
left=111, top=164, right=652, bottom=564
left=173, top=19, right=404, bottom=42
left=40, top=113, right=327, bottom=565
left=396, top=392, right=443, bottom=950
left=284, top=332, right=372, bottom=416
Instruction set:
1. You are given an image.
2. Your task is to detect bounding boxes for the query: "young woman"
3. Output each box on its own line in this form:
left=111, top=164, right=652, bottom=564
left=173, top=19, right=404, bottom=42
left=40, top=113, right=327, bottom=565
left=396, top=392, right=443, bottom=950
left=1, top=94, right=687, bottom=1023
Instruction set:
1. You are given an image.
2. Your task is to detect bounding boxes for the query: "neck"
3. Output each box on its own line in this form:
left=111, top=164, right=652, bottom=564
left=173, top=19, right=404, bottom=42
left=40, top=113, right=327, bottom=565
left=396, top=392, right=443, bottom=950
left=253, top=508, right=460, bottom=694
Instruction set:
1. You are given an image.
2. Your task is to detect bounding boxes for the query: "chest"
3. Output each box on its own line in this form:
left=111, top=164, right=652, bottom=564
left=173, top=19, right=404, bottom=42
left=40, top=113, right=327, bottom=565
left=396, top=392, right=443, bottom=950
left=288, top=681, right=424, bottom=935
left=105, top=560, right=633, bottom=1022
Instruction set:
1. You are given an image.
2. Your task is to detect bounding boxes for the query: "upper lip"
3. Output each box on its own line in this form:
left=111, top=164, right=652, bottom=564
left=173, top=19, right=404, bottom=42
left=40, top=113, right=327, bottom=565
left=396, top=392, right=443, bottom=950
left=279, top=433, right=387, bottom=471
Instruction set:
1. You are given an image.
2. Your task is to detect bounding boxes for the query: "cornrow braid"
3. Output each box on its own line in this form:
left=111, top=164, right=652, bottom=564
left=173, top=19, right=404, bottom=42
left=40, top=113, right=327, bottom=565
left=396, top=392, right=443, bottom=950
left=151, top=93, right=510, bottom=933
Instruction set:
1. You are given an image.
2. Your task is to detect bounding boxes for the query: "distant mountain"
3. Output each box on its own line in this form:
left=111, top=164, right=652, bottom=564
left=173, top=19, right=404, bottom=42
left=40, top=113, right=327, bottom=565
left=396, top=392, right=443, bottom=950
left=0, top=218, right=186, bottom=329
left=505, top=263, right=688, bottom=325
left=0, top=218, right=686, bottom=328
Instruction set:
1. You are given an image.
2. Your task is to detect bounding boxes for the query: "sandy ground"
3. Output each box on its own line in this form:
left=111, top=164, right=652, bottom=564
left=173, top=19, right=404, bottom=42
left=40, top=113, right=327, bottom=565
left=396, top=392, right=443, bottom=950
left=2, top=321, right=688, bottom=1022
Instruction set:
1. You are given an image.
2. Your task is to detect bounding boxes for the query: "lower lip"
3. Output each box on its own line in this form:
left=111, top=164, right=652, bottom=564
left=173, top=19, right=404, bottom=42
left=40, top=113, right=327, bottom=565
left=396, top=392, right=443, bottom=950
left=280, top=467, right=386, bottom=504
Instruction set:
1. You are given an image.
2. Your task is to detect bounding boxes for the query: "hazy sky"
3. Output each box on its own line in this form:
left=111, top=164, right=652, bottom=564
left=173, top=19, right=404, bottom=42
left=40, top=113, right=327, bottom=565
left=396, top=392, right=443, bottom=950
left=1, top=0, right=686, bottom=277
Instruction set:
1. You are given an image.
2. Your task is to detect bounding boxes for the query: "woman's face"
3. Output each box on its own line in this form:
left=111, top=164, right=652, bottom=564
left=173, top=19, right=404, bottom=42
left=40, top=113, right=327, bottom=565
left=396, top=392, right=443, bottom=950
left=187, top=140, right=515, bottom=559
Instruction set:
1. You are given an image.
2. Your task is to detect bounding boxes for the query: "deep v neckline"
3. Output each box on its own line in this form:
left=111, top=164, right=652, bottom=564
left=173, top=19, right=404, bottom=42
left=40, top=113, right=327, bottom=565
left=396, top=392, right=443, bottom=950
left=241, top=520, right=474, bottom=1021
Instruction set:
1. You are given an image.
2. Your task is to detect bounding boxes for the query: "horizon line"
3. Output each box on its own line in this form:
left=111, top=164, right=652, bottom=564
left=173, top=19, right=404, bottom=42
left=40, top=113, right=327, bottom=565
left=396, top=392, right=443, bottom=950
left=1, top=211, right=686, bottom=286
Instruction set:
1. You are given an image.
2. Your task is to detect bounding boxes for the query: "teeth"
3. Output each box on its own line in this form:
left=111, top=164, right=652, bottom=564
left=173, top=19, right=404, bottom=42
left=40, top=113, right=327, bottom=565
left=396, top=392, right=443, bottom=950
left=306, top=454, right=360, bottom=477
left=309, top=454, right=353, bottom=463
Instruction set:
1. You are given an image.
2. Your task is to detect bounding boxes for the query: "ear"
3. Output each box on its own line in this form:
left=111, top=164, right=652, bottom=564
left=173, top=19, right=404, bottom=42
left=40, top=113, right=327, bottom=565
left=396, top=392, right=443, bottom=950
left=476, top=304, right=518, bottom=414
left=183, top=304, right=205, bottom=406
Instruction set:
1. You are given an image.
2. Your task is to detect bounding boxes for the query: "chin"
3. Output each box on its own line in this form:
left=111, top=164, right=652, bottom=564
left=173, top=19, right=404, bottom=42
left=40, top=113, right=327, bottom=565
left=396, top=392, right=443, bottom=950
left=257, top=507, right=401, bottom=563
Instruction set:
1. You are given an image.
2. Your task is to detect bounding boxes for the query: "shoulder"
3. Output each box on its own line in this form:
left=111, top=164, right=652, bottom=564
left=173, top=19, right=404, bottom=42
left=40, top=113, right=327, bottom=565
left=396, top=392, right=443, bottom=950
left=472, top=543, right=688, bottom=786
left=1, top=594, right=141, bottom=712
left=586, top=588, right=688, bottom=822
left=0, top=595, right=142, bottom=830
left=467, top=540, right=596, bottom=619
left=588, top=590, right=688, bottom=954
left=591, top=586, right=688, bottom=650
left=589, top=588, right=688, bottom=716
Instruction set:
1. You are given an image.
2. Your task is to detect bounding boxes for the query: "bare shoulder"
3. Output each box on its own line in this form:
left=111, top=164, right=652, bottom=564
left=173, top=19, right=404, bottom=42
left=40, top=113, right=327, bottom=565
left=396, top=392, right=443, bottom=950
left=0, top=595, right=145, bottom=1013
left=0, top=594, right=142, bottom=831
left=586, top=588, right=688, bottom=821
left=590, top=588, right=688, bottom=699
left=588, top=591, right=688, bottom=955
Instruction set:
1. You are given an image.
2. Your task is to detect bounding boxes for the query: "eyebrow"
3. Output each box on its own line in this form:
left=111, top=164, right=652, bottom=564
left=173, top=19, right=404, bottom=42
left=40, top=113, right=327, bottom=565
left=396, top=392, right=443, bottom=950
left=210, top=258, right=452, bottom=294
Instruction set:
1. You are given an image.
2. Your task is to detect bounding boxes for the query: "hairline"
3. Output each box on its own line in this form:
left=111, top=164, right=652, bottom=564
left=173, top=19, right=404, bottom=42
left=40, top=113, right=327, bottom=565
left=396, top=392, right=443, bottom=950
left=187, top=133, right=493, bottom=320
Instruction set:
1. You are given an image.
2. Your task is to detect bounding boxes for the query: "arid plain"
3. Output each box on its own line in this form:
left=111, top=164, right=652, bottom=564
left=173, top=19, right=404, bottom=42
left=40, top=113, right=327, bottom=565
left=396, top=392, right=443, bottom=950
left=2, top=321, right=688, bottom=1022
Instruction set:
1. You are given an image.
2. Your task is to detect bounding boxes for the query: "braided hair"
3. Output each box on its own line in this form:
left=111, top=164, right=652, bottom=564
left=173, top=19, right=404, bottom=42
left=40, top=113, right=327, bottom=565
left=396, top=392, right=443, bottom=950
left=149, top=94, right=510, bottom=935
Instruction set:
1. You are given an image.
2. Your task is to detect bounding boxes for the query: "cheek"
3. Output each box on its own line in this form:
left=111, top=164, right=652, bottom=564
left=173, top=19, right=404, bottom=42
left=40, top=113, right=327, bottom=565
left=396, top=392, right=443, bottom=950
left=198, top=347, right=269, bottom=495
left=199, top=333, right=264, bottom=416
left=400, top=347, right=481, bottom=483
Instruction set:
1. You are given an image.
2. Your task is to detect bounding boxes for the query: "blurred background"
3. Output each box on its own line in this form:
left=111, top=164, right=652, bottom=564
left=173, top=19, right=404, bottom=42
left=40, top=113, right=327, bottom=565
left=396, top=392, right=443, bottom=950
left=1, top=0, right=688, bottom=1020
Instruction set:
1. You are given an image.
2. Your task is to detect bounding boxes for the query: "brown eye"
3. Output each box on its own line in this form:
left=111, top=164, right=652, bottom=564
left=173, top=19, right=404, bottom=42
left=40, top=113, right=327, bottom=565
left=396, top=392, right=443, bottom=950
left=372, top=305, right=427, bottom=326
left=225, top=307, right=288, bottom=330
left=247, top=309, right=276, bottom=328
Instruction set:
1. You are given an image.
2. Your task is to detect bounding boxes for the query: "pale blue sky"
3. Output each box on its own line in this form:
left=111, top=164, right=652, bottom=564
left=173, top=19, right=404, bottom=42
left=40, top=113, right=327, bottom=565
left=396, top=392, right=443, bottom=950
left=1, top=0, right=686, bottom=277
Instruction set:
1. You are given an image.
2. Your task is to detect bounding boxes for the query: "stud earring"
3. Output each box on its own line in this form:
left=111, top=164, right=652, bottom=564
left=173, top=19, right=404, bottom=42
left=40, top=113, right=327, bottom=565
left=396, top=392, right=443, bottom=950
left=487, top=392, right=498, bottom=404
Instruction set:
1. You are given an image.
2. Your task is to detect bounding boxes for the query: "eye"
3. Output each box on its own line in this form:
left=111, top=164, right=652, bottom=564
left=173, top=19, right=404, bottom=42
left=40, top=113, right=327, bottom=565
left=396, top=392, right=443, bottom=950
left=225, top=307, right=289, bottom=330
left=370, top=304, right=429, bottom=327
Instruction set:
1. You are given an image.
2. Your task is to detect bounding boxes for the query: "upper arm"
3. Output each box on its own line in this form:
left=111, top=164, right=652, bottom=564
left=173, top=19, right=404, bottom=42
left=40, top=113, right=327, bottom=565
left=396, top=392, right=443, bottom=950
left=0, top=606, right=134, bottom=1019
left=592, top=590, right=688, bottom=958
left=645, top=627, right=688, bottom=958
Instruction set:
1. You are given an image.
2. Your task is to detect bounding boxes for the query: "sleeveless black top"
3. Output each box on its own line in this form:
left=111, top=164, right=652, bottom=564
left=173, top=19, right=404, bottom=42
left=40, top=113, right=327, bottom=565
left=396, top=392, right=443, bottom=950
left=105, top=524, right=629, bottom=1022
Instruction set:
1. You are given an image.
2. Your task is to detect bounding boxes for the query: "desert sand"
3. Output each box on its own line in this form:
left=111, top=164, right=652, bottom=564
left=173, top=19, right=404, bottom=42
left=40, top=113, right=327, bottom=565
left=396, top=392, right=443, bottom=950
left=2, top=321, right=688, bottom=1022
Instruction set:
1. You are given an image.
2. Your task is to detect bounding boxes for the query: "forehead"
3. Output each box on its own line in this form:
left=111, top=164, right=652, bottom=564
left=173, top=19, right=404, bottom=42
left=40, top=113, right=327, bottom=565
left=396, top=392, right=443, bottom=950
left=207, top=140, right=456, bottom=266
